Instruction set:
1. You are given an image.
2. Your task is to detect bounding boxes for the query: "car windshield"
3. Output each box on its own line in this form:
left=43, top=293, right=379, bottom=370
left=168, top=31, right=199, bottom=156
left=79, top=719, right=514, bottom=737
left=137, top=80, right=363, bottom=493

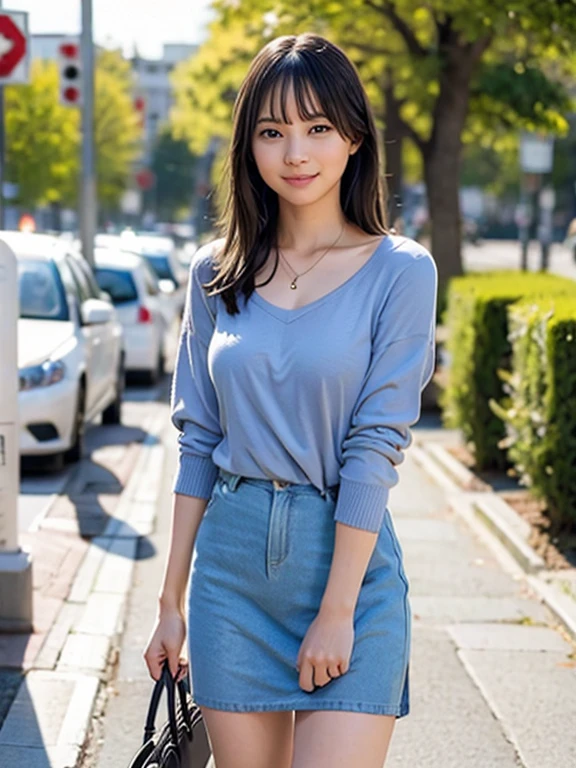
left=18, top=259, right=67, bottom=320
left=94, top=268, right=138, bottom=304
left=143, top=254, right=176, bottom=284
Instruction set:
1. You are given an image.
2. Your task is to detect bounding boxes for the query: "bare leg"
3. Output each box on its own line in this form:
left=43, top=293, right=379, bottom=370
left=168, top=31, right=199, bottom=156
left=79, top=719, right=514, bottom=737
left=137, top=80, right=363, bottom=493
left=200, top=706, right=294, bottom=768
left=291, top=710, right=396, bottom=768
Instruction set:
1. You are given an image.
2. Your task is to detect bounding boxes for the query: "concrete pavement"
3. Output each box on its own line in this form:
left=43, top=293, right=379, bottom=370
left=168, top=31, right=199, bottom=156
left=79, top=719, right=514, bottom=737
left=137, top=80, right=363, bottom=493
left=0, top=381, right=170, bottom=767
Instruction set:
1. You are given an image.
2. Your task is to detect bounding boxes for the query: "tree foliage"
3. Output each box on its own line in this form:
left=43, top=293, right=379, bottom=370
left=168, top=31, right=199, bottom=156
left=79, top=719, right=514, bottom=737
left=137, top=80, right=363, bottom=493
left=171, top=1, right=576, bottom=281
left=149, top=128, right=197, bottom=220
left=5, top=60, right=79, bottom=207
left=5, top=48, right=142, bottom=210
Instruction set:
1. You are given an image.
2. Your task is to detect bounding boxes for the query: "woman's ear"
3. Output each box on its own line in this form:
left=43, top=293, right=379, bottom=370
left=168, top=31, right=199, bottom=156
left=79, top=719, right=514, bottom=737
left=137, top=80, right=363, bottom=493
left=349, top=137, right=363, bottom=155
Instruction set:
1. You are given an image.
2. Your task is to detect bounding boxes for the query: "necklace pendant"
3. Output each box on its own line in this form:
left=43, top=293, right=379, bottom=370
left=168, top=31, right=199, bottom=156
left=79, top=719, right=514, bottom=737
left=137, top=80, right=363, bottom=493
left=290, top=279, right=298, bottom=290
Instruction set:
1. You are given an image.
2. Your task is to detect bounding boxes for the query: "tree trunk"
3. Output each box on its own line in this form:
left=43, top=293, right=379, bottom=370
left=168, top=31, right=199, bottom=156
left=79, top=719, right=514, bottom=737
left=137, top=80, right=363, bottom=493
left=424, top=141, right=463, bottom=290
left=383, top=81, right=404, bottom=227
left=422, top=42, right=481, bottom=294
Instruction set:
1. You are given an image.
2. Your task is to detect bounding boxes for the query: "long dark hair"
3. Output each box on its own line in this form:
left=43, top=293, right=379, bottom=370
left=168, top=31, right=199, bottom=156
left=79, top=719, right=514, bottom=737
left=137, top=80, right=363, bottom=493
left=203, top=32, right=388, bottom=315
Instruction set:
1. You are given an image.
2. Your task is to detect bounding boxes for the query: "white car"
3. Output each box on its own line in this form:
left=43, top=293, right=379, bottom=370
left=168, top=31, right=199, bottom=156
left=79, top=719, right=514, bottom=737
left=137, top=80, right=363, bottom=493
left=1, top=231, right=125, bottom=464
left=121, top=233, right=188, bottom=323
left=92, top=248, right=168, bottom=384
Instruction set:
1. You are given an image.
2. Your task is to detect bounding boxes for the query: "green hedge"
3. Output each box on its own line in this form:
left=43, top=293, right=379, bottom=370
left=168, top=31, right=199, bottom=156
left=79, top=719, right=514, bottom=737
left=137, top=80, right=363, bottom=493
left=490, top=296, right=576, bottom=531
left=439, top=271, right=576, bottom=470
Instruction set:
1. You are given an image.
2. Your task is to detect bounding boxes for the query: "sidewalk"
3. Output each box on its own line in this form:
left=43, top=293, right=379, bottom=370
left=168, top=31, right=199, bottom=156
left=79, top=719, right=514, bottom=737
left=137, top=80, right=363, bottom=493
left=388, top=429, right=576, bottom=767
left=0, top=391, right=169, bottom=768
left=85, top=415, right=576, bottom=768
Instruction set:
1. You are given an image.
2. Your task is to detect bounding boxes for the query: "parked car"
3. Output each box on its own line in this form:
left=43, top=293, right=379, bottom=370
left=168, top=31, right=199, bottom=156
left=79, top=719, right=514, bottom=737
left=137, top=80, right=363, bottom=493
left=93, top=231, right=187, bottom=328
left=92, top=248, right=168, bottom=384
left=123, top=233, right=188, bottom=322
left=1, top=231, right=125, bottom=465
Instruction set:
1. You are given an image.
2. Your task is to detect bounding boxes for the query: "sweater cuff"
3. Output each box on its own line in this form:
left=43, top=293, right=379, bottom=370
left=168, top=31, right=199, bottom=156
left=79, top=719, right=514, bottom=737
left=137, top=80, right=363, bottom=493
left=173, top=454, right=219, bottom=499
left=333, top=478, right=390, bottom=532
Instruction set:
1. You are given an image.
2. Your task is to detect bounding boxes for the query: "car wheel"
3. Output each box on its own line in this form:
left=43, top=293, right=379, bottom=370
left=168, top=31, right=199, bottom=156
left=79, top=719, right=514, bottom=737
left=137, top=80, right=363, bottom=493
left=64, top=383, right=86, bottom=464
left=102, top=355, right=125, bottom=425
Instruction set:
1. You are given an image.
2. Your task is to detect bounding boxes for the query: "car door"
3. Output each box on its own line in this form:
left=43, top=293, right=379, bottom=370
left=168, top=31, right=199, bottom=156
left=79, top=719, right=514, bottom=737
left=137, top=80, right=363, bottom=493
left=72, top=256, right=121, bottom=403
left=56, top=257, right=99, bottom=414
left=64, top=255, right=109, bottom=414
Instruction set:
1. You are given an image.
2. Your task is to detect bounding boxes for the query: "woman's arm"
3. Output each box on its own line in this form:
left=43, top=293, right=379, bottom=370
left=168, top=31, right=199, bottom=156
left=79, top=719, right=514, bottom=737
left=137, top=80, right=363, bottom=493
left=145, top=243, right=223, bottom=682
left=319, top=523, right=378, bottom=619
left=158, top=492, right=207, bottom=615
left=297, top=250, right=438, bottom=692
left=144, top=492, right=207, bottom=681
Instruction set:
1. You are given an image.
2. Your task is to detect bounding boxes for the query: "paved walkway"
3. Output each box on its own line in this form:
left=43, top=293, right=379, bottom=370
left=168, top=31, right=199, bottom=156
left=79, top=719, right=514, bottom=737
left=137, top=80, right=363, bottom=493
left=85, top=417, right=576, bottom=768
left=388, top=426, right=576, bottom=768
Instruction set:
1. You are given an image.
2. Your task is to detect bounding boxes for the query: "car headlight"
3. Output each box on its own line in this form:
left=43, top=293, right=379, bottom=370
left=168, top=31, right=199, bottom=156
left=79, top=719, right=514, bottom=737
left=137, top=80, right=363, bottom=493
left=19, top=360, right=66, bottom=391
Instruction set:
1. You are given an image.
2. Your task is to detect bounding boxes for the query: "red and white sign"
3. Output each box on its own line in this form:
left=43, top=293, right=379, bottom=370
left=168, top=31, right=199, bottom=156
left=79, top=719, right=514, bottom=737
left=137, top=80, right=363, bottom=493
left=0, top=11, right=29, bottom=85
left=136, top=169, right=156, bottom=191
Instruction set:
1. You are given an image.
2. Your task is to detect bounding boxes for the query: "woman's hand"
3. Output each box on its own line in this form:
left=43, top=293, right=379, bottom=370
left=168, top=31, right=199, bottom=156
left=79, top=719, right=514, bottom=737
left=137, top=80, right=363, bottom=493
left=143, top=607, right=188, bottom=683
left=296, top=609, right=355, bottom=692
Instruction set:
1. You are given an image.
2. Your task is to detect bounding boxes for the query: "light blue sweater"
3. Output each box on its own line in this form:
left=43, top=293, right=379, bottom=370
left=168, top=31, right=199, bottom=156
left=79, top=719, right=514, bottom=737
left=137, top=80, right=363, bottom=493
left=170, top=234, right=438, bottom=532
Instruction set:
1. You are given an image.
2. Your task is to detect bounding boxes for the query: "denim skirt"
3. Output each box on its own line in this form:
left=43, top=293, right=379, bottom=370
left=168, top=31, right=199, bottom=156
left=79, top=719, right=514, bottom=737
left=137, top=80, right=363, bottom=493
left=187, top=468, right=411, bottom=717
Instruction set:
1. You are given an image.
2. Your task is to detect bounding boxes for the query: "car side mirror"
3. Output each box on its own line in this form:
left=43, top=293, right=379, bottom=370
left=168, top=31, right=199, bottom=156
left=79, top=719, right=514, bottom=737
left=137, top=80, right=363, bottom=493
left=158, top=279, right=175, bottom=294
left=81, top=298, right=114, bottom=325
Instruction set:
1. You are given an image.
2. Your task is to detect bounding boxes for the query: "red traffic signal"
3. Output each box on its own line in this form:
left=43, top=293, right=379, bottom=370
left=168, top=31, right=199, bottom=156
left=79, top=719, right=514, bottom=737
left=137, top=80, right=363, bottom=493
left=136, top=169, right=155, bottom=190
left=58, top=38, right=82, bottom=107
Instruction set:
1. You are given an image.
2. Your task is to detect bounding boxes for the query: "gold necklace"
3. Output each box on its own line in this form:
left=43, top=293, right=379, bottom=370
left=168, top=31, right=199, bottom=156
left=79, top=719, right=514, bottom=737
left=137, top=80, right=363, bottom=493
left=277, top=224, right=346, bottom=290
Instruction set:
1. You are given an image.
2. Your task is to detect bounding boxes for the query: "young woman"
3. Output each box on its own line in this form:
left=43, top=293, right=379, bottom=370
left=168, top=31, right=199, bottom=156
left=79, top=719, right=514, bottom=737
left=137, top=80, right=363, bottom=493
left=144, top=32, right=437, bottom=768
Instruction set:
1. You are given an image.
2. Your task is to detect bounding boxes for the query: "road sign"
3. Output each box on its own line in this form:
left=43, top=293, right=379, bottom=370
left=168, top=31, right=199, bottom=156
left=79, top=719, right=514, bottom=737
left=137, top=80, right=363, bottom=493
left=520, top=133, right=554, bottom=174
left=0, top=11, right=29, bottom=85
left=136, top=168, right=155, bottom=190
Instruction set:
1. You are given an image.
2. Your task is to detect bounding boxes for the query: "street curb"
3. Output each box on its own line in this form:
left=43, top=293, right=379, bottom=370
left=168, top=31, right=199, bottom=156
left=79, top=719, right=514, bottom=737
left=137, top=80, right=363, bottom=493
left=0, top=407, right=169, bottom=768
left=412, top=438, right=576, bottom=645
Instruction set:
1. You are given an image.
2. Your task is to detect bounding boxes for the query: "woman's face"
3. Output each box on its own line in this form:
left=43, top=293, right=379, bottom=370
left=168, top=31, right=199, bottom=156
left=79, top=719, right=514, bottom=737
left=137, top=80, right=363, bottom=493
left=251, top=82, right=360, bottom=206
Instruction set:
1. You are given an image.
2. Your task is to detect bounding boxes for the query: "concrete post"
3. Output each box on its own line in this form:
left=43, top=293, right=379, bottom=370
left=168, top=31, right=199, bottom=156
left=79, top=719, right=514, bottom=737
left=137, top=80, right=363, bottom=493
left=0, top=239, right=33, bottom=632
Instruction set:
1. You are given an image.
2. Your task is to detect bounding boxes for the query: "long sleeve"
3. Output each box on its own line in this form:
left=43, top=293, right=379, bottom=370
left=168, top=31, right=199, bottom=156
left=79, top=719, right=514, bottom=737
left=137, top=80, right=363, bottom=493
left=170, top=246, right=223, bottom=499
left=333, top=252, right=438, bottom=532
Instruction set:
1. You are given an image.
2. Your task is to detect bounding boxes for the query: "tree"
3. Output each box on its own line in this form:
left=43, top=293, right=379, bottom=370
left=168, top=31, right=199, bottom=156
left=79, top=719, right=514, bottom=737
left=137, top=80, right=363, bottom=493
left=149, top=128, right=197, bottom=220
left=172, top=1, right=576, bottom=290
left=5, top=48, right=143, bottom=214
left=5, top=59, right=79, bottom=208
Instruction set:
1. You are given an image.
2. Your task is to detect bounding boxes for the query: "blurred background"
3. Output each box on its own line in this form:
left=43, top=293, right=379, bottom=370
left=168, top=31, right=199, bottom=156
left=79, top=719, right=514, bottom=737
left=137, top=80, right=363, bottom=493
left=2, top=4, right=576, bottom=767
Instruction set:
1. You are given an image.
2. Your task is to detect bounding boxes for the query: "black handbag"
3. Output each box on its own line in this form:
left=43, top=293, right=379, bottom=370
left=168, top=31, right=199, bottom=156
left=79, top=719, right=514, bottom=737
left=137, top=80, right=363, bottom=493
left=129, top=662, right=213, bottom=768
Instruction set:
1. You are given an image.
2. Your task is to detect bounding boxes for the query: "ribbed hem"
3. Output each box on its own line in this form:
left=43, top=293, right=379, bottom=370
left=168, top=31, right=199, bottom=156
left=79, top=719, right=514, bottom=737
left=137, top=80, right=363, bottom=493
left=172, top=454, right=219, bottom=499
left=333, top=478, right=389, bottom=532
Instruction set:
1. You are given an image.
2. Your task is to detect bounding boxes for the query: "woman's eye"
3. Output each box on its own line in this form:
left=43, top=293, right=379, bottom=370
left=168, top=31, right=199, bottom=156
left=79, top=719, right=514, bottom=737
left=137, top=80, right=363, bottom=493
left=259, top=125, right=332, bottom=139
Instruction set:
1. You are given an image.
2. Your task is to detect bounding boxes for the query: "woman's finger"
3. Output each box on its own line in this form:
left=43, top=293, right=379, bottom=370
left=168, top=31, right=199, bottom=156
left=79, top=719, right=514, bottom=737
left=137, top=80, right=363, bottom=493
left=299, top=659, right=315, bottom=693
left=175, top=659, right=189, bottom=683
left=327, top=663, right=341, bottom=681
left=144, top=647, right=166, bottom=682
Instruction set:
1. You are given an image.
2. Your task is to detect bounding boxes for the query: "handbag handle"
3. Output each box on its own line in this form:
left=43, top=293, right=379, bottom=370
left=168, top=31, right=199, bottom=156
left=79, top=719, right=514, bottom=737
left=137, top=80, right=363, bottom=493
left=143, top=662, right=194, bottom=746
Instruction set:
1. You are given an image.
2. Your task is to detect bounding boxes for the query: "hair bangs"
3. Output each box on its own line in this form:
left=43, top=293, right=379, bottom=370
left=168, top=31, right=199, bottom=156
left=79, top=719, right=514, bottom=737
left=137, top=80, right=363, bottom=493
left=257, top=58, right=356, bottom=143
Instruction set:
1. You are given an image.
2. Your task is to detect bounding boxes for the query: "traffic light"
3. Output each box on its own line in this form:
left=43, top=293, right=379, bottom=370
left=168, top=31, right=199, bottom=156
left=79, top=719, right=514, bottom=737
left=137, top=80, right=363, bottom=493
left=134, top=96, right=146, bottom=129
left=58, top=39, right=82, bottom=107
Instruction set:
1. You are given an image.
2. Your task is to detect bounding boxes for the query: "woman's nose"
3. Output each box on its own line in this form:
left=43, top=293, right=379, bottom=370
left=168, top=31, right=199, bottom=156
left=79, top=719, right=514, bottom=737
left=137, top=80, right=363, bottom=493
left=284, top=140, right=309, bottom=165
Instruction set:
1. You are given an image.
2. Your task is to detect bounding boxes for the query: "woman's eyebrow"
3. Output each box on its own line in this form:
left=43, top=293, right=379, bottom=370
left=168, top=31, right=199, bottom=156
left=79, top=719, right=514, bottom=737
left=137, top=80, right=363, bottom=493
left=256, top=112, right=328, bottom=125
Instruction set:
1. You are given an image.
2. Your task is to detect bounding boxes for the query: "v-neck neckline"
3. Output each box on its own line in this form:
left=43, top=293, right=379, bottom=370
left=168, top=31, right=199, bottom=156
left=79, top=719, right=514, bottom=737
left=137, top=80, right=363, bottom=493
left=251, top=235, right=390, bottom=323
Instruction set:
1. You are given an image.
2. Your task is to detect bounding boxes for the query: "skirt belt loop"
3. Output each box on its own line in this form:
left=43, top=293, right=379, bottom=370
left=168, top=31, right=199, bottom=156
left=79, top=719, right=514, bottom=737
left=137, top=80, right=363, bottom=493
left=219, top=469, right=243, bottom=492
